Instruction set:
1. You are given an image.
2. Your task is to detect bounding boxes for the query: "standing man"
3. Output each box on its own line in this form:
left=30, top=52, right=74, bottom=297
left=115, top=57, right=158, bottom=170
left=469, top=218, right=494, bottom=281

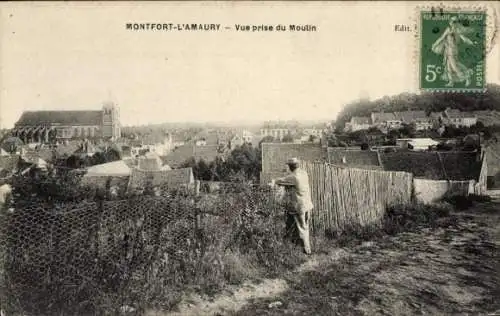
left=274, top=158, right=313, bottom=255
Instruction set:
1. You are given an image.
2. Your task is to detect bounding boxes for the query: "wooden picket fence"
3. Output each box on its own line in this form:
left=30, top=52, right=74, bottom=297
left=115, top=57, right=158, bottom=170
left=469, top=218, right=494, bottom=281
left=300, top=161, right=413, bottom=234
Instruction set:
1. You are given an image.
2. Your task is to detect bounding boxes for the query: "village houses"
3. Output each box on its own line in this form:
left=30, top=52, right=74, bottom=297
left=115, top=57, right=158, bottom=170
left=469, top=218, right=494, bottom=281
left=345, top=117, right=371, bottom=132
left=345, top=109, right=476, bottom=132
left=129, top=133, right=173, bottom=157
left=260, top=127, right=291, bottom=141
left=303, top=127, right=323, bottom=139
left=440, top=108, right=478, bottom=128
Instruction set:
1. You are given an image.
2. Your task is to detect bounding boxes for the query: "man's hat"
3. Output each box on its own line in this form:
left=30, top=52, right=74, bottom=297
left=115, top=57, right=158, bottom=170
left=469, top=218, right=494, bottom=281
left=287, top=157, right=300, bottom=165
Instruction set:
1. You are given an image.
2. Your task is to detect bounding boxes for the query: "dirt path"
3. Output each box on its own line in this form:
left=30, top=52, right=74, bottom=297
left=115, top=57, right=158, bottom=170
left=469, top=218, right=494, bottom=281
left=145, top=249, right=349, bottom=316
left=150, top=200, right=500, bottom=316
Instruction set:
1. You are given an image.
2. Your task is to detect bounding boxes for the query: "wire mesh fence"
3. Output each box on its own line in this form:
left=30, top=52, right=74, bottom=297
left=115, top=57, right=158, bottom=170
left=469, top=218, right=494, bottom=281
left=0, top=180, right=287, bottom=316
left=0, top=164, right=416, bottom=315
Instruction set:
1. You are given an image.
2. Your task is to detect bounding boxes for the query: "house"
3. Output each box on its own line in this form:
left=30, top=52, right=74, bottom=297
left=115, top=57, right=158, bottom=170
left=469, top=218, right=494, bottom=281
left=193, top=130, right=221, bottom=146
left=327, top=148, right=382, bottom=170
left=295, top=132, right=322, bottom=144
left=303, top=128, right=324, bottom=138
left=10, top=101, right=121, bottom=144
left=485, top=143, right=500, bottom=188
left=84, top=160, right=132, bottom=177
left=345, top=117, right=371, bottom=132
left=130, top=133, right=173, bottom=157
left=260, top=127, right=291, bottom=141
left=195, top=139, right=207, bottom=146
left=80, top=160, right=131, bottom=193
left=242, top=130, right=253, bottom=143
left=440, top=108, right=477, bottom=128
left=138, top=152, right=164, bottom=171
left=396, top=138, right=439, bottom=151
left=173, top=140, right=185, bottom=147
left=395, top=111, right=433, bottom=130
left=371, top=112, right=402, bottom=130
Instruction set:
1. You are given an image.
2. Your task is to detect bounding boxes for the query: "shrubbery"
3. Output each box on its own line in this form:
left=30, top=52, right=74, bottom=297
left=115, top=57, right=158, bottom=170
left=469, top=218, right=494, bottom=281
left=442, top=194, right=492, bottom=210
left=0, top=171, right=308, bottom=316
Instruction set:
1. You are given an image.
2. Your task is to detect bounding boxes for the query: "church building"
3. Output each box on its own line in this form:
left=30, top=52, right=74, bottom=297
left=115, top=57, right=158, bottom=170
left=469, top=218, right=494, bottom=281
left=11, top=102, right=121, bottom=144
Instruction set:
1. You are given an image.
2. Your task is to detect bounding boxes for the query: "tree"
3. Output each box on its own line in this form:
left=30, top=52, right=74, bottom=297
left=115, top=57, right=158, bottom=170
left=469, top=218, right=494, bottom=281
left=226, top=143, right=261, bottom=182
left=308, top=135, right=318, bottom=143
left=367, top=126, right=381, bottom=134
left=182, top=143, right=262, bottom=182
left=281, top=133, right=294, bottom=143
left=388, top=129, right=400, bottom=139
left=399, top=123, right=416, bottom=138
left=324, top=131, right=338, bottom=147
left=259, top=136, right=275, bottom=148
left=360, top=143, right=370, bottom=150
left=104, top=147, right=122, bottom=162
left=91, top=152, right=107, bottom=166
left=475, top=121, right=485, bottom=129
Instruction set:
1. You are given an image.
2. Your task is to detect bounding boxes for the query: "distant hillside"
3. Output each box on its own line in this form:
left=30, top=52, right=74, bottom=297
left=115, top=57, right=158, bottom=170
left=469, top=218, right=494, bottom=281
left=336, top=83, right=500, bottom=129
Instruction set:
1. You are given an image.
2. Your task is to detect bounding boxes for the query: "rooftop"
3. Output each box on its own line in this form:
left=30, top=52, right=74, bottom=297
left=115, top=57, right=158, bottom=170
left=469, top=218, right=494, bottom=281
left=444, top=108, right=476, bottom=119
left=394, top=111, right=429, bottom=123
left=15, top=110, right=103, bottom=126
left=371, top=112, right=398, bottom=123
left=327, top=148, right=381, bottom=169
left=350, top=116, right=371, bottom=125
left=161, top=144, right=222, bottom=168
left=380, top=151, right=482, bottom=181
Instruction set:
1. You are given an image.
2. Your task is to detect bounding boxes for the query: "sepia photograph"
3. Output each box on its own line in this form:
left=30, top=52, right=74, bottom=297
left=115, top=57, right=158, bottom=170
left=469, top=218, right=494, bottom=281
left=0, top=1, right=499, bottom=315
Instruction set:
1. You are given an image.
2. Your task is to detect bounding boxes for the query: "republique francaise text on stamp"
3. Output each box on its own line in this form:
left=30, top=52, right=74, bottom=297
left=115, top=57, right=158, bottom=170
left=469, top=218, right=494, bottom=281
left=419, top=10, right=486, bottom=92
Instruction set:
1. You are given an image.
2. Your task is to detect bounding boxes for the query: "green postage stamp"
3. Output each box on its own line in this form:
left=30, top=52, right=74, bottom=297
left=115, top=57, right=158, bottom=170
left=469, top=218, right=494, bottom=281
left=419, top=10, right=487, bottom=92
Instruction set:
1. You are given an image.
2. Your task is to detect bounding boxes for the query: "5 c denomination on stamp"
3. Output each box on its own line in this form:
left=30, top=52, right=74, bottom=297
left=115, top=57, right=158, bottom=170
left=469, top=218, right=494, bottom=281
left=419, top=10, right=486, bottom=92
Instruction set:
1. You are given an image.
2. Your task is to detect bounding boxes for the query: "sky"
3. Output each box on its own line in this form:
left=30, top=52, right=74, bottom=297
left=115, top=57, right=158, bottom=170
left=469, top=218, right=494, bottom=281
left=1, top=1, right=499, bottom=128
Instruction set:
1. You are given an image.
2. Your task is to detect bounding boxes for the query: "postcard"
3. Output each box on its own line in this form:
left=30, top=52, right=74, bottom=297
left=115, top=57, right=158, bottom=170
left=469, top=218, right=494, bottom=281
left=0, top=2, right=499, bottom=316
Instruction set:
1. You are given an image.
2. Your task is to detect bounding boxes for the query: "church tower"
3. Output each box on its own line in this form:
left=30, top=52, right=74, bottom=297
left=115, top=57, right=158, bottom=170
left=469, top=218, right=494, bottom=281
left=102, top=101, right=121, bottom=140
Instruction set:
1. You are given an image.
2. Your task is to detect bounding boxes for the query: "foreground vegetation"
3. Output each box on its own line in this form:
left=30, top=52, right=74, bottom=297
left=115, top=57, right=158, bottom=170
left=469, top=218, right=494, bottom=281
left=234, top=197, right=500, bottom=316
left=0, top=172, right=314, bottom=316
left=1, top=169, right=498, bottom=316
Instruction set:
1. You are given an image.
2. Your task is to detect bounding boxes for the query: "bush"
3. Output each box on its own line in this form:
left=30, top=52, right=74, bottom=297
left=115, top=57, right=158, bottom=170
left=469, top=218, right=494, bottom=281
left=0, top=178, right=308, bottom=315
left=442, top=194, right=492, bottom=210
left=382, top=202, right=454, bottom=235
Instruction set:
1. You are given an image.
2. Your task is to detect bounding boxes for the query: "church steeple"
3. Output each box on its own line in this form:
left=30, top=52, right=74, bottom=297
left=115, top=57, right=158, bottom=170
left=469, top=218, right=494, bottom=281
left=102, top=100, right=121, bottom=140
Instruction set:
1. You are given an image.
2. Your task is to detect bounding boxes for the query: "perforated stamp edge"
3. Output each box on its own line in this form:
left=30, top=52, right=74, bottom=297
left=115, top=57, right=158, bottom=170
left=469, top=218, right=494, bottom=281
left=413, top=2, right=498, bottom=93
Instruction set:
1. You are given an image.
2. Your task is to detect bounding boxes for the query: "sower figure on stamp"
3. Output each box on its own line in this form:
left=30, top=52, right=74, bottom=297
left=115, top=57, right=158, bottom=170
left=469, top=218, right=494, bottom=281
left=431, top=16, right=475, bottom=88
left=274, top=158, right=313, bottom=255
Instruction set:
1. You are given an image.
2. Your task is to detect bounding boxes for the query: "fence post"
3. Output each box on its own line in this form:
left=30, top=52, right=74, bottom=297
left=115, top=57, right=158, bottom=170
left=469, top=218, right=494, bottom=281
left=194, top=180, right=200, bottom=197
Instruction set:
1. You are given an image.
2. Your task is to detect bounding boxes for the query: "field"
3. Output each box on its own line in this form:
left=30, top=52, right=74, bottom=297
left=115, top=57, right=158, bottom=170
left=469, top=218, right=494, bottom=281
left=149, top=198, right=500, bottom=316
